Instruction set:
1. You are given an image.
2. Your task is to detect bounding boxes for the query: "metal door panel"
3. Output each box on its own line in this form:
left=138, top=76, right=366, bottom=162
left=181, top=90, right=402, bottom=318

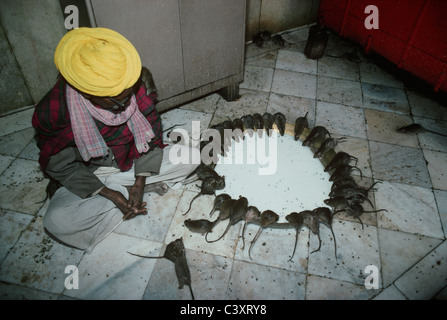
left=90, top=0, right=185, bottom=99
left=179, top=0, right=245, bottom=91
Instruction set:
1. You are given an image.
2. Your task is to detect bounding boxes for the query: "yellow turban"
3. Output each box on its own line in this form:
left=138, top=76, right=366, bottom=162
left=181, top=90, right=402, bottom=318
left=54, top=27, right=142, bottom=97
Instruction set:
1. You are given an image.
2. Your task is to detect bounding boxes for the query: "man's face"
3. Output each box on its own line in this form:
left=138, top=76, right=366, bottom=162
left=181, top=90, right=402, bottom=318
left=81, top=86, right=135, bottom=114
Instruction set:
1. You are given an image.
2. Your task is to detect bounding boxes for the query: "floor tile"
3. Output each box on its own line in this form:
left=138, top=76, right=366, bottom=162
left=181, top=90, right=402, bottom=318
left=378, top=228, right=442, bottom=287
left=365, top=109, right=419, bottom=148
left=0, top=128, right=35, bottom=157
left=369, top=141, right=432, bottom=188
left=0, top=281, right=60, bottom=300
left=316, top=101, right=366, bottom=139
left=434, top=190, right=447, bottom=238
left=226, top=259, right=306, bottom=300
left=161, top=109, right=212, bottom=145
left=325, top=32, right=360, bottom=57
left=0, top=216, right=84, bottom=294
left=359, top=61, right=405, bottom=89
left=0, top=209, right=33, bottom=262
left=64, top=233, right=163, bottom=300
left=144, top=249, right=232, bottom=300
left=18, top=137, right=40, bottom=161
left=375, top=181, right=443, bottom=238
left=267, top=93, right=316, bottom=127
left=306, top=274, right=377, bottom=300
left=317, top=56, right=360, bottom=81
left=414, top=117, right=447, bottom=152
left=407, top=90, right=447, bottom=121
left=285, top=41, right=307, bottom=53
left=245, top=51, right=278, bottom=68
left=423, top=149, right=447, bottom=191
left=281, top=26, right=310, bottom=44
left=362, top=83, right=410, bottom=114
left=0, top=108, right=35, bottom=137
left=317, top=76, right=362, bottom=107
left=114, top=189, right=184, bottom=243
left=215, top=89, right=270, bottom=118
left=434, top=286, right=447, bottom=299
left=271, top=69, right=317, bottom=99
left=372, top=284, right=407, bottom=300
left=276, top=49, right=317, bottom=74
left=179, top=93, right=220, bottom=114
left=240, top=65, right=274, bottom=92
left=245, top=42, right=284, bottom=59
left=307, top=220, right=380, bottom=286
left=234, top=223, right=309, bottom=274
left=394, top=241, right=447, bottom=299
left=0, top=158, right=47, bottom=215
left=0, top=155, right=15, bottom=176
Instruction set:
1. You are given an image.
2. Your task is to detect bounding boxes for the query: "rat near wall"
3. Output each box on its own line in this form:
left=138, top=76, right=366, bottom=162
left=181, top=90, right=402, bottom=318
left=141, top=66, right=157, bottom=96
left=397, top=123, right=447, bottom=137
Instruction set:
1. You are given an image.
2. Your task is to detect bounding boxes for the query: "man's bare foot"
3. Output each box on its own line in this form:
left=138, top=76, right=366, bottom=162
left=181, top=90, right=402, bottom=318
left=144, top=181, right=169, bottom=195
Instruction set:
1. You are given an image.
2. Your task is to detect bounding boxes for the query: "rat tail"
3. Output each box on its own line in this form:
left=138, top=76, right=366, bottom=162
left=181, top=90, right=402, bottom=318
left=183, top=193, right=201, bottom=215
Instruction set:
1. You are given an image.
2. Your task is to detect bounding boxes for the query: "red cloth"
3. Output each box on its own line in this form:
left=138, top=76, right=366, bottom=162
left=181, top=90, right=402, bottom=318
left=32, top=79, right=164, bottom=171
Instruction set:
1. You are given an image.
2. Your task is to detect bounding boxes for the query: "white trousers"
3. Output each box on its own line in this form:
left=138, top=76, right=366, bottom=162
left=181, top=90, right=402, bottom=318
left=43, top=145, right=200, bottom=253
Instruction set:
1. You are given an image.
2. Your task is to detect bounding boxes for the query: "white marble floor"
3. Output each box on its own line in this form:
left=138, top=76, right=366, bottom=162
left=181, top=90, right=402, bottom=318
left=1, top=25, right=447, bottom=300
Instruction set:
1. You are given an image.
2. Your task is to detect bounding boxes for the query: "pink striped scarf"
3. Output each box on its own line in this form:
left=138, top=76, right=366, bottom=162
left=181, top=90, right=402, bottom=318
left=66, top=85, right=155, bottom=161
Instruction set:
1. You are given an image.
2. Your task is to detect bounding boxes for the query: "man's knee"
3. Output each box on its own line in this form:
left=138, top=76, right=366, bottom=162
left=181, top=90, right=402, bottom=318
left=43, top=208, right=66, bottom=236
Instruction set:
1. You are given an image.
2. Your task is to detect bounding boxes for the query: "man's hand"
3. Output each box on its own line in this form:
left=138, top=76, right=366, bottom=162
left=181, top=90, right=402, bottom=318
left=125, top=176, right=147, bottom=220
left=99, top=183, right=147, bottom=220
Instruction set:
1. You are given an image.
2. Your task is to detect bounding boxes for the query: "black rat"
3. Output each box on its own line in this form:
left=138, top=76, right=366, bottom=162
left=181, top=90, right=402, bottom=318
left=313, top=207, right=337, bottom=260
left=252, top=113, right=264, bottom=137
left=273, top=112, right=286, bottom=136
left=127, top=238, right=194, bottom=300
left=209, top=193, right=231, bottom=217
left=263, top=112, right=274, bottom=136
left=324, top=151, right=358, bottom=172
left=183, top=176, right=225, bottom=215
left=184, top=219, right=215, bottom=235
left=204, top=198, right=236, bottom=241
left=396, top=123, right=447, bottom=137
left=302, top=210, right=322, bottom=254
left=294, top=112, right=309, bottom=141
left=206, top=196, right=248, bottom=243
left=248, top=210, right=279, bottom=260
left=313, top=137, right=346, bottom=159
left=302, top=126, right=331, bottom=147
left=240, top=206, right=260, bottom=250
left=285, top=212, right=304, bottom=261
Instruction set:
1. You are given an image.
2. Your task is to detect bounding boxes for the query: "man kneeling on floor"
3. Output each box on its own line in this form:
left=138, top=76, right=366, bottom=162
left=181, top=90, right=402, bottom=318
left=32, top=27, right=199, bottom=253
